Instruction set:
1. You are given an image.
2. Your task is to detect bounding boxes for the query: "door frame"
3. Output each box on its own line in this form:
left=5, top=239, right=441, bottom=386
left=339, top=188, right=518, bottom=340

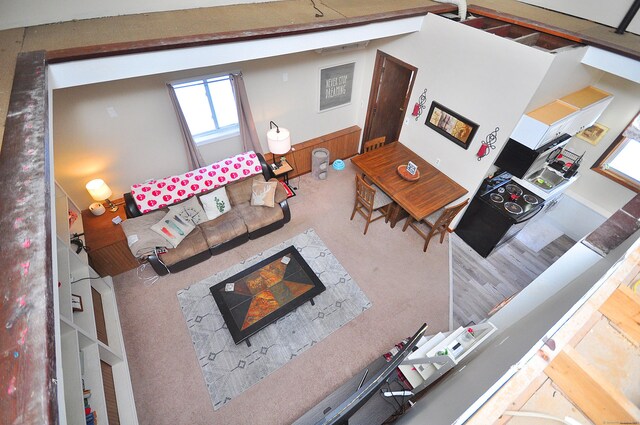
left=361, top=50, right=418, bottom=148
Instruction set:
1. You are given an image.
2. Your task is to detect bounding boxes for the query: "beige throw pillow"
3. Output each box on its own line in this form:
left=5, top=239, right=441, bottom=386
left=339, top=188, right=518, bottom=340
left=151, top=211, right=195, bottom=248
left=168, top=195, right=207, bottom=225
left=250, top=179, right=278, bottom=208
left=199, top=187, right=232, bottom=220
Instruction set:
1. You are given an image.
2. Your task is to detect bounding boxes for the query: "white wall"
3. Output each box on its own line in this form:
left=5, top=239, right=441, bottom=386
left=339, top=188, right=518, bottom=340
left=518, top=0, right=640, bottom=35
left=522, top=45, right=602, bottom=111
left=373, top=14, right=554, bottom=224
left=508, top=43, right=640, bottom=216
left=0, top=0, right=275, bottom=31
left=53, top=49, right=368, bottom=207
left=563, top=72, right=640, bottom=215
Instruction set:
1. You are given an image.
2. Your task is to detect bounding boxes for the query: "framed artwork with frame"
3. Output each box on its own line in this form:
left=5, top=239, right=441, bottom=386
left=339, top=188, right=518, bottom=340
left=318, top=62, right=355, bottom=112
left=425, top=101, right=479, bottom=149
left=71, top=294, right=83, bottom=312
left=576, top=122, right=609, bottom=145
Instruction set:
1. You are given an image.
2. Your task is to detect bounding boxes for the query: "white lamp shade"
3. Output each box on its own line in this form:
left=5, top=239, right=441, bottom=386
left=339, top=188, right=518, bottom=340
left=267, top=127, right=291, bottom=155
left=86, top=179, right=113, bottom=201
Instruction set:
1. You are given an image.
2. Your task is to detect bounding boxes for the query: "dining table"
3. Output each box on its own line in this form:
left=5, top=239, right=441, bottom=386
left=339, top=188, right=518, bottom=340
left=351, top=141, right=468, bottom=227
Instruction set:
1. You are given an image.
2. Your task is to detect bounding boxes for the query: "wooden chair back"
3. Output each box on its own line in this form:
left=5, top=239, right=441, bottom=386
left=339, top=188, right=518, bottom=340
left=351, top=174, right=391, bottom=235
left=362, top=136, right=386, bottom=153
left=355, top=174, right=376, bottom=211
left=430, top=198, right=470, bottom=233
left=404, top=198, right=469, bottom=251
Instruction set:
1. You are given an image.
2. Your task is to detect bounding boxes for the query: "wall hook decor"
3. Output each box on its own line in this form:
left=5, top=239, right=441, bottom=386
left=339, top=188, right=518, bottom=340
left=477, top=127, right=500, bottom=161
left=412, top=88, right=428, bottom=120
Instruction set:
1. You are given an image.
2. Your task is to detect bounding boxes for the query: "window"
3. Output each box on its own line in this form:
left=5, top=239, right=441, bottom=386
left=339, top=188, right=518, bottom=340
left=592, top=111, right=640, bottom=192
left=172, top=75, right=239, bottom=144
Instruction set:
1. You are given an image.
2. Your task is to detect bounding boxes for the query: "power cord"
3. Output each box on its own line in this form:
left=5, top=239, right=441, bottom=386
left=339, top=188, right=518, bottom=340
left=379, top=379, right=411, bottom=424
left=70, top=275, right=101, bottom=284
left=310, top=0, right=324, bottom=17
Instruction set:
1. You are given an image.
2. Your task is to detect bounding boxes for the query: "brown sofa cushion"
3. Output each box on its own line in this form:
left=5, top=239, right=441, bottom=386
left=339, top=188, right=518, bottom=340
left=233, top=201, right=284, bottom=233
left=120, top=210, right=170, bottom=257
left=158, top=226, right=209, bottom=267
left=274, top=180, right=288, bottom=204
left=227, top=175, right=265, bottom=206
left=198, top=208, right=248, bottom=247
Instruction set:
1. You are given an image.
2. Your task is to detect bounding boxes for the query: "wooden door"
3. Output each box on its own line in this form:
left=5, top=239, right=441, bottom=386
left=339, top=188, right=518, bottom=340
left=362, top=51, right=417, bottom=151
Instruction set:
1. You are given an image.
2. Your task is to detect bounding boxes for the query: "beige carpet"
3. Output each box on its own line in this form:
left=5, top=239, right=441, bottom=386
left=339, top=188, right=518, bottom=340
left=113, top=160, right=451, bottom=425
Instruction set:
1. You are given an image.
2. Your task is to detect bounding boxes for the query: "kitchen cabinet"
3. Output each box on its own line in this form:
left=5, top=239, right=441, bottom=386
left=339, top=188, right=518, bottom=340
left=54, top=182, right=139, bottom=425
left=559, top=86, right=613, bottom=136
left=510, top=100, right=579, bottom=149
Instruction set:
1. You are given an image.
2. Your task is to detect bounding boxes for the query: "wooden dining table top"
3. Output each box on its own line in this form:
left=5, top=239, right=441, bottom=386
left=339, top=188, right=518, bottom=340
left=351, top=142, right=468, bottom=221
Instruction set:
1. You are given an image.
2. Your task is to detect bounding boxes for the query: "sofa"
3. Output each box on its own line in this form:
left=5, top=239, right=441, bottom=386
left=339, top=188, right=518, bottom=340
left=121, top=152, right=291, bottom=276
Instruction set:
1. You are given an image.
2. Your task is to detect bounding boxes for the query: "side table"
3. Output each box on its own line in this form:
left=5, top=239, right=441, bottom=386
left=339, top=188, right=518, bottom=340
left=81, top=199, right=139, bottom=277
left=272, top=159, right=293, bottom=186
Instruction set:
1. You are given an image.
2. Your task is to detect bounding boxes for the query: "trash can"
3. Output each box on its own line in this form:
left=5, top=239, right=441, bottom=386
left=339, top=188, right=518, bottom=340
left=312, top=148, right=330, bottom=180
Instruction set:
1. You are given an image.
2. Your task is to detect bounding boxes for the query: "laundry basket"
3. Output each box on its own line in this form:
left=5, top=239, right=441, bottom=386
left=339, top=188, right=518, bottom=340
left=311, top=148, right=330, bottom=180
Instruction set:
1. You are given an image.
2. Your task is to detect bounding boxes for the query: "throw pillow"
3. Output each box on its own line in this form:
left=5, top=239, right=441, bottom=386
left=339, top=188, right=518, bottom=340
left=168, top=195, right=207, bottom=225
left=199, top=187, right=232, bottom=220
left=250, top=179, right=278, bottom=208
left=150, top=211, right=195, bottom=248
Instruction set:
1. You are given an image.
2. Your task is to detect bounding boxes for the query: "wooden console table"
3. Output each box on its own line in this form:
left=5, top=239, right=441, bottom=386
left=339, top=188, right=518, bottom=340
left=81, top=200, right=139, bottom=277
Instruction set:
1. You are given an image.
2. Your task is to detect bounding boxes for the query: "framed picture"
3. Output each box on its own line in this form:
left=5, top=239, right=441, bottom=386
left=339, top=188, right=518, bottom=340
left=71, top=294, right=83, bottom=312
left=425, top=101, right=479, bottom=149
left=406, top=161, right=418, bottom=175
left=319, top=62, right=355, bottom=112
left=576, top=122, right=609, bottom=145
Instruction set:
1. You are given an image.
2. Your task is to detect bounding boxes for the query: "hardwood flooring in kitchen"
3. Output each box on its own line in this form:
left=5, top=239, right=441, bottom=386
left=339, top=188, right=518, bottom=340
left=451, top=229, right=576, bottom=328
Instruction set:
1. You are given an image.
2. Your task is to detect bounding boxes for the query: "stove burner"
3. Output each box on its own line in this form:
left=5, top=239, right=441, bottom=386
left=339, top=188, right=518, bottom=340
left=490, top=193, right=504, bottom=203
left=523, top=194, right=539, bottom=205
left=504, top=202, right=523, bottom=215
left=505, top=184, right=523, bottom=196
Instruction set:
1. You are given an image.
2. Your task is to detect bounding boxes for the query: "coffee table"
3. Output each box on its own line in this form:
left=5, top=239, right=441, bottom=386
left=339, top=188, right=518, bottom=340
left=210, top=246, right=326, bottom=346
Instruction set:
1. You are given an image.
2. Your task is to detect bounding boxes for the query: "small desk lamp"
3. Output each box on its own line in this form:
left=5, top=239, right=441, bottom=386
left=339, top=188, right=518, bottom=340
left=266, top=121, right=291, bottom=168
left=86, top=178, right=118, bottom=212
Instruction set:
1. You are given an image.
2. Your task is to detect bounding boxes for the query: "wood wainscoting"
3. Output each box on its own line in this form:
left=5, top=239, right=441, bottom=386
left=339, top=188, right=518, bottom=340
left=267, top=126, right=361, bottom=178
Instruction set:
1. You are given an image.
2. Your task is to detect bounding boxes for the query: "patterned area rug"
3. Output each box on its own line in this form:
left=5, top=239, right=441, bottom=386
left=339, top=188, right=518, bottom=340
left=177, top=228, right=371, bottom=410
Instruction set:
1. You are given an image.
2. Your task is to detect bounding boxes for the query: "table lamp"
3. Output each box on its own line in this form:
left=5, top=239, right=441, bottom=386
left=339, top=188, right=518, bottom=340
left=86, top=178, right=118, bottom=212
left=266, top=121, right=291, bottom=168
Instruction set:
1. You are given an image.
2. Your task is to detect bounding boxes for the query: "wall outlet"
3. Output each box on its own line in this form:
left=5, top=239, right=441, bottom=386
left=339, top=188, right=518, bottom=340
left=435, top=158, right=441, bottom=167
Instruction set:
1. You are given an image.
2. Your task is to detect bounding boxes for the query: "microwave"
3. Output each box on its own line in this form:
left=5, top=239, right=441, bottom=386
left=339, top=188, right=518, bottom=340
left=495, top=134, right=571, bottom=179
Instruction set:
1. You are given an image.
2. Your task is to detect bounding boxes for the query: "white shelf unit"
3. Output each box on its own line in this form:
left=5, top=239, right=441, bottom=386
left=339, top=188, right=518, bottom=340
left=399, top=322, right=497, bottom=391
left=53, top=182, right=139, bottom=425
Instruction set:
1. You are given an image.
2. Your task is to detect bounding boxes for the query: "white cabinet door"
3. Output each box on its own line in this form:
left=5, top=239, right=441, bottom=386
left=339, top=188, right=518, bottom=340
left=511, top=100, right=578, bottom=149
left=560, top=86, right=613, bottom=137
left=562, top=97, right=613, bottom=136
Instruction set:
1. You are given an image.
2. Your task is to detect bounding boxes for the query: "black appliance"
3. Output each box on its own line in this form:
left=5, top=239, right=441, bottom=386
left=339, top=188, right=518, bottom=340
left=455, top=173, right=544, bottom=257
left=495, top=134, right=571, bottom=178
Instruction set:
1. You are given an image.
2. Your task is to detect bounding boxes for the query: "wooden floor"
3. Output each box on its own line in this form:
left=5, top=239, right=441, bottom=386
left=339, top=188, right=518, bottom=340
left=451, top=220, right=576, bottom=327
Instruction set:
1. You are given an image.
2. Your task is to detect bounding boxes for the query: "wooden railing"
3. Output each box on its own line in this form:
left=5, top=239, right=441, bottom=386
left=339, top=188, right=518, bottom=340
left=0, top=51, right=57, bottom=425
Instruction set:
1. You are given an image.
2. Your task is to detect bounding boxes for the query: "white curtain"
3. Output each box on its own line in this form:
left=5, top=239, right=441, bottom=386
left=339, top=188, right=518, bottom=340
left=166, top=83, right=206, bottom=170
left=230, top=73, right=263, bottom=154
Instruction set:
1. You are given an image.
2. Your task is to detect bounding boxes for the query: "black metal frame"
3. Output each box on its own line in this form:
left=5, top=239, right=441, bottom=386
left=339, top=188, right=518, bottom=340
left=425, top=101, right=478, bottom=150
left=209, top=246, right=326, bottom=345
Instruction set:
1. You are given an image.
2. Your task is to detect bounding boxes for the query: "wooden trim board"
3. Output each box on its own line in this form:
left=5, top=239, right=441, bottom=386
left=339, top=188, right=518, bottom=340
left=544, top=345, right=640, bottom=424
left=598, top=285, right=640, bottom=345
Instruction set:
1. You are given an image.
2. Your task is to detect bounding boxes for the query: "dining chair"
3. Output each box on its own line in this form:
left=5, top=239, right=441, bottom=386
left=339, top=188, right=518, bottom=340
left=362, top=136, right=386, bottom=153
left=350, top=174, right=394, bottom=235
left=402, top=199, right=470, bottom=251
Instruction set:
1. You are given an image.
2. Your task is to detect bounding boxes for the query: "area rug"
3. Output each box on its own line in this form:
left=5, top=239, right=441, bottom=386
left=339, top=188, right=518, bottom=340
left=176, top=228, right=371, bottom=410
